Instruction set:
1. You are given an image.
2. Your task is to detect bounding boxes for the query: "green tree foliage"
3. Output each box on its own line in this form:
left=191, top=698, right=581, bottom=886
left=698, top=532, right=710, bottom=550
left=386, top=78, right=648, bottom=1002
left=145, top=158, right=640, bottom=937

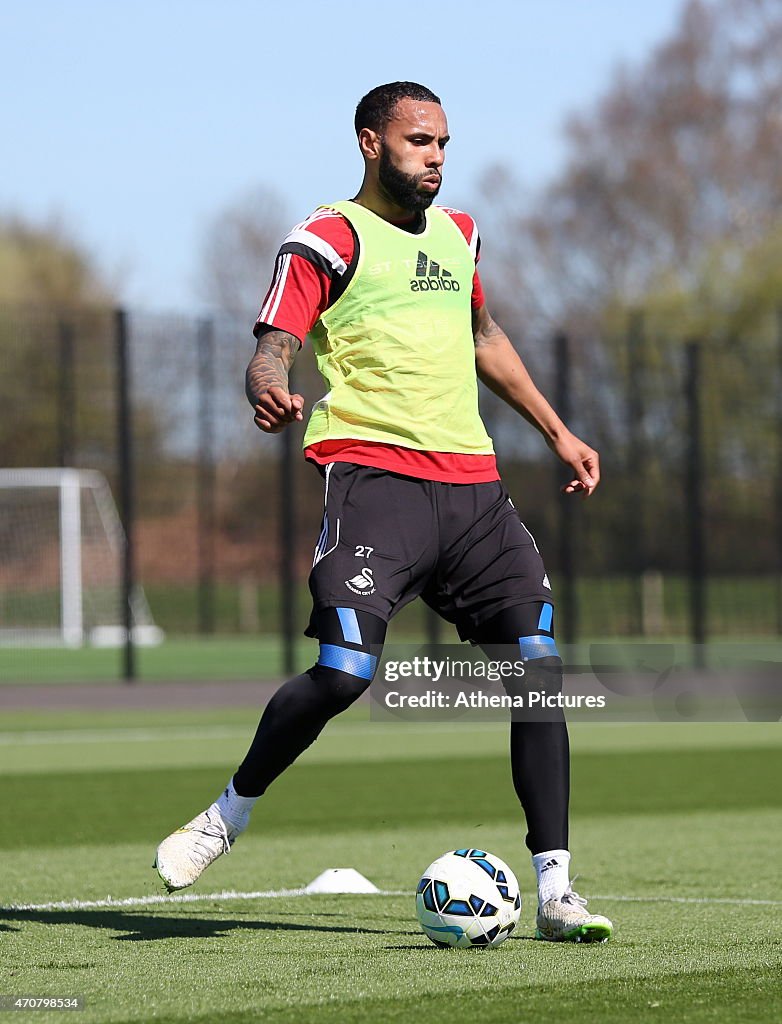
left=0, top=217, right=111, bottom=309
left=0, top=217, right=163, bottom=474
left=0, top=217, right=113, bottom=468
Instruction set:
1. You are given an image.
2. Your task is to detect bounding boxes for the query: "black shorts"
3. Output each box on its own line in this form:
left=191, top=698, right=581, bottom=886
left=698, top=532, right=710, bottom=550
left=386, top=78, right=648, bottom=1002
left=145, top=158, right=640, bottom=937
left=306, top=463, right=552, bottom=642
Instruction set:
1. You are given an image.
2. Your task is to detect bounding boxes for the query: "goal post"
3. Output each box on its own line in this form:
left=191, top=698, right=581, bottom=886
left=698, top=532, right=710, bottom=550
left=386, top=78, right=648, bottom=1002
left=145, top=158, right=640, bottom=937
left=59, top=468, right=83, bottom=646
left=0, top=468, right=163, bottom=648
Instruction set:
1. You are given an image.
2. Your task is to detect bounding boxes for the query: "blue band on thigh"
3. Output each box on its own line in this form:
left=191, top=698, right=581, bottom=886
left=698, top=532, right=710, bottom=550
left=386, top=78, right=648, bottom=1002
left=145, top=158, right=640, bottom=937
left=518, top=635, right=559, bottom=661
left=537, top=603, right=553, bottom=632
left=318, top=644, right=377, bottom=680
left=336, top=607, right=362, bottom=645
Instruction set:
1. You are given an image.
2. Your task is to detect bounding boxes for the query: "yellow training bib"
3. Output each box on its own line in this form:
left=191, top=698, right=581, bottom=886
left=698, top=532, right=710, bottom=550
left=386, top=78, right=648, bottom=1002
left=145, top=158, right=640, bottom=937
left=303, top=201, right=494, bottom=456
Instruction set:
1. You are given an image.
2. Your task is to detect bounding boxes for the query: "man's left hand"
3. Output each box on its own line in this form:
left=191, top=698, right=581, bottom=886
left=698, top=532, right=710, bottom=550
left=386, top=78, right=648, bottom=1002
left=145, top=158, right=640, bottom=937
left=548, top=433, right=600, bottom=499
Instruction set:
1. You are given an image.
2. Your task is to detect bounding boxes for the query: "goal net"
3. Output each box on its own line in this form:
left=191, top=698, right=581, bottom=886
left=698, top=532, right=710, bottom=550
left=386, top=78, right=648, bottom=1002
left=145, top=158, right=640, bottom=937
left=0, top=468, right=163, bottom=647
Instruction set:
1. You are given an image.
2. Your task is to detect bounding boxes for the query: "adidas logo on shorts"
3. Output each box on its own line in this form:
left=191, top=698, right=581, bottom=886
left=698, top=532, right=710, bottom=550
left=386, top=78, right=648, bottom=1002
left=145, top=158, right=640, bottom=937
left=410, top=251, right=461, bottom=292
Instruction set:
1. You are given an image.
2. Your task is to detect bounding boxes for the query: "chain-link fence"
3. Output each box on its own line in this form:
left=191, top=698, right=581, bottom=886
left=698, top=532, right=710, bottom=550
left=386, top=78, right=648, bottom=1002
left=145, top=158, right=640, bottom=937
left=1, top=303, right=779, bottom=679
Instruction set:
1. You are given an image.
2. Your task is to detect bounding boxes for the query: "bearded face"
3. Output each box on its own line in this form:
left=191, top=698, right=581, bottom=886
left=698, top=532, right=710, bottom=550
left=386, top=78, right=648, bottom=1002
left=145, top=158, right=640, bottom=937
left=377, top=144, right=442, bottom=212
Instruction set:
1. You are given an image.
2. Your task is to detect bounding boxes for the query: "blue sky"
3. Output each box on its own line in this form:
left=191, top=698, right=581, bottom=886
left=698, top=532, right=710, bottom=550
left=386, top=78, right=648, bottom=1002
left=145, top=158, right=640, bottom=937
left=1, top=0, right=686, bottom=310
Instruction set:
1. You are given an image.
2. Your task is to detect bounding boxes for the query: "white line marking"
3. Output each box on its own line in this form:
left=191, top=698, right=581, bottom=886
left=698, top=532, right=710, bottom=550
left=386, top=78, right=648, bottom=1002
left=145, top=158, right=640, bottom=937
left=0, top=726, right=251, bottom=746
left=0, top=721, right=508, bottom=747
left=0, top=889, right=408, bottom=912
left=2, top=890, right=779, bottom=914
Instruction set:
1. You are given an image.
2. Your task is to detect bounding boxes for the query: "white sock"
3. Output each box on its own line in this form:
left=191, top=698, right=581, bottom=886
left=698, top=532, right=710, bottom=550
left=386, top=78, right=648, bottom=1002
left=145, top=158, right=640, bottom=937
left=214, top=777, right=258, bottom=833
left=532, top=849, right=571, bottom=905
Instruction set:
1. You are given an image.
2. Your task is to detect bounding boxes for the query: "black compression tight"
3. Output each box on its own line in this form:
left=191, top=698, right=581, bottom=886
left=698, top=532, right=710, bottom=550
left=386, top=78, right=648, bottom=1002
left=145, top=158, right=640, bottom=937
left=232, top=608, right=386, bottom=798
left=233, top=602, right=568, bottom=856
left=474, top=603, right=569, bottom=854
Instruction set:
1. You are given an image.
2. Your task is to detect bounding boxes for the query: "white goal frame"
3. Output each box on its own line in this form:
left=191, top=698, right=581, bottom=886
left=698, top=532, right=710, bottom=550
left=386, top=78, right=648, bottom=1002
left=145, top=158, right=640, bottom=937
left=0, top=468, right=163, bottom=647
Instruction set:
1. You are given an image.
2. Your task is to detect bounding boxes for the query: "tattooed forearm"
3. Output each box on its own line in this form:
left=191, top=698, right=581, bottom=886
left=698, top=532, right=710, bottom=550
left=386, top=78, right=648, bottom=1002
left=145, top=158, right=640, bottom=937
left=245, top=329, right=301, bottom=407
left=472, top=305, right=505, bottom=347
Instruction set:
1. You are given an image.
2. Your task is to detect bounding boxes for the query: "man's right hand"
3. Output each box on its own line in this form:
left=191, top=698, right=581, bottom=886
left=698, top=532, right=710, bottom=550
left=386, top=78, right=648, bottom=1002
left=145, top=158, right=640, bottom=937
left=253, top=386, right=305, bottom=433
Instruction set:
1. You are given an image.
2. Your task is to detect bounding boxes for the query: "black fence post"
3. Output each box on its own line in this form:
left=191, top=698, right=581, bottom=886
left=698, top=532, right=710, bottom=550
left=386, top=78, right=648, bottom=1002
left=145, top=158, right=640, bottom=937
left=196, top=317, right=216, bottom=636
left=57, top=320, right=75, bottom=468
left=279, top=404, right=296, bottom=676
left=626, top=311, right=645, bottom=635
left=554, top=330, right=576, bottom=645
left=115, top=308, right=135, bottom=682
left=685, top=340, right=706, bottom=663
left=776, top=307, right=782, bottom=636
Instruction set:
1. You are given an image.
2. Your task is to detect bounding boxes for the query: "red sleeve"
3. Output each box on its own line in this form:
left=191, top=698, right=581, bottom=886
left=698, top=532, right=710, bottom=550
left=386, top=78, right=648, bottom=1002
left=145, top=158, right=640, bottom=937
left=255, top=255, right=329, bottom=342
left=439, top=207, right=484, bottom=310
left=254, top=210, right=355, bottom=343
left=471, top=268, right=485, bottom=310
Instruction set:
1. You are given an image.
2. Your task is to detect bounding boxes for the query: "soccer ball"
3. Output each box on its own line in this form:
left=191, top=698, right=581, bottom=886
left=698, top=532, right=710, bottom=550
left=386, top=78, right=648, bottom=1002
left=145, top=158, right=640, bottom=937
left=415, top=848, right=522, bottom=948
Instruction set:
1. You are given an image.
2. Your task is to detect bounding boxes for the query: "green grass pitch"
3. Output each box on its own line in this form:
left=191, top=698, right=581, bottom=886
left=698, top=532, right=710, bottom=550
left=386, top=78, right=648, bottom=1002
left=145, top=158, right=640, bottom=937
left=0, top=707, right=780, bottom=1023
left=4, top=633, right=782, bottom=684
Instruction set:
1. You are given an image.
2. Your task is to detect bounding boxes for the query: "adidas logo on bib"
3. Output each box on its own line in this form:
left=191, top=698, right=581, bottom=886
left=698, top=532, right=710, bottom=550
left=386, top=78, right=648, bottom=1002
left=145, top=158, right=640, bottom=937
left=410, top=251, right=461, bottom=292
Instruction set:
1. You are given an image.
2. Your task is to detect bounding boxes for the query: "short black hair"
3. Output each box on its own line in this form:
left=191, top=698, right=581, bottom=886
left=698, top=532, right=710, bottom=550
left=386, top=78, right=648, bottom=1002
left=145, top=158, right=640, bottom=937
left=354, top=82, right=441, bottom=136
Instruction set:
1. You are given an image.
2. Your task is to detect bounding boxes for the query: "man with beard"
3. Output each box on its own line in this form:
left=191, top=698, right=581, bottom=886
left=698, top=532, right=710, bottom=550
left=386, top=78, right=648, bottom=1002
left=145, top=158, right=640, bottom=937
left=155, top=82, right=613, bottom=944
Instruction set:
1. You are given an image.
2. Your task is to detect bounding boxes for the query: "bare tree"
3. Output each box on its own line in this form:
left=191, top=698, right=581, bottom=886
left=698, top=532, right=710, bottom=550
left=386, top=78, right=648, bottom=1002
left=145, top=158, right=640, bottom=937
left=478, top=0, right=782, bottom=332
left=199, top=185, right=290, bottom=316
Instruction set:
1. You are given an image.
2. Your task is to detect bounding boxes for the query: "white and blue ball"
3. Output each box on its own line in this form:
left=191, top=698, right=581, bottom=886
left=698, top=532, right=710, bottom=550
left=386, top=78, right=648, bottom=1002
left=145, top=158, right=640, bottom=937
left=415, top=848, right=521, bottom=948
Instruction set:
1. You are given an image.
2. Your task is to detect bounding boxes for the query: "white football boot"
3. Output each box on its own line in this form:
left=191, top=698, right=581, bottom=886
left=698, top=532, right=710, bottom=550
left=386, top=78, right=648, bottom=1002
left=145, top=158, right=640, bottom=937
left=535, top=890, right=614, bottom=943
left=154, top=804, right=240, bottom=892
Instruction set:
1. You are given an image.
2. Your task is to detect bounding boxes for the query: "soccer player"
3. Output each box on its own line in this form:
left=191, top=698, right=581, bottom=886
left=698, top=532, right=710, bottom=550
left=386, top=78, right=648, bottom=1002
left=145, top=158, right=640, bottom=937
left=155, top=82, right=613, bottom=943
